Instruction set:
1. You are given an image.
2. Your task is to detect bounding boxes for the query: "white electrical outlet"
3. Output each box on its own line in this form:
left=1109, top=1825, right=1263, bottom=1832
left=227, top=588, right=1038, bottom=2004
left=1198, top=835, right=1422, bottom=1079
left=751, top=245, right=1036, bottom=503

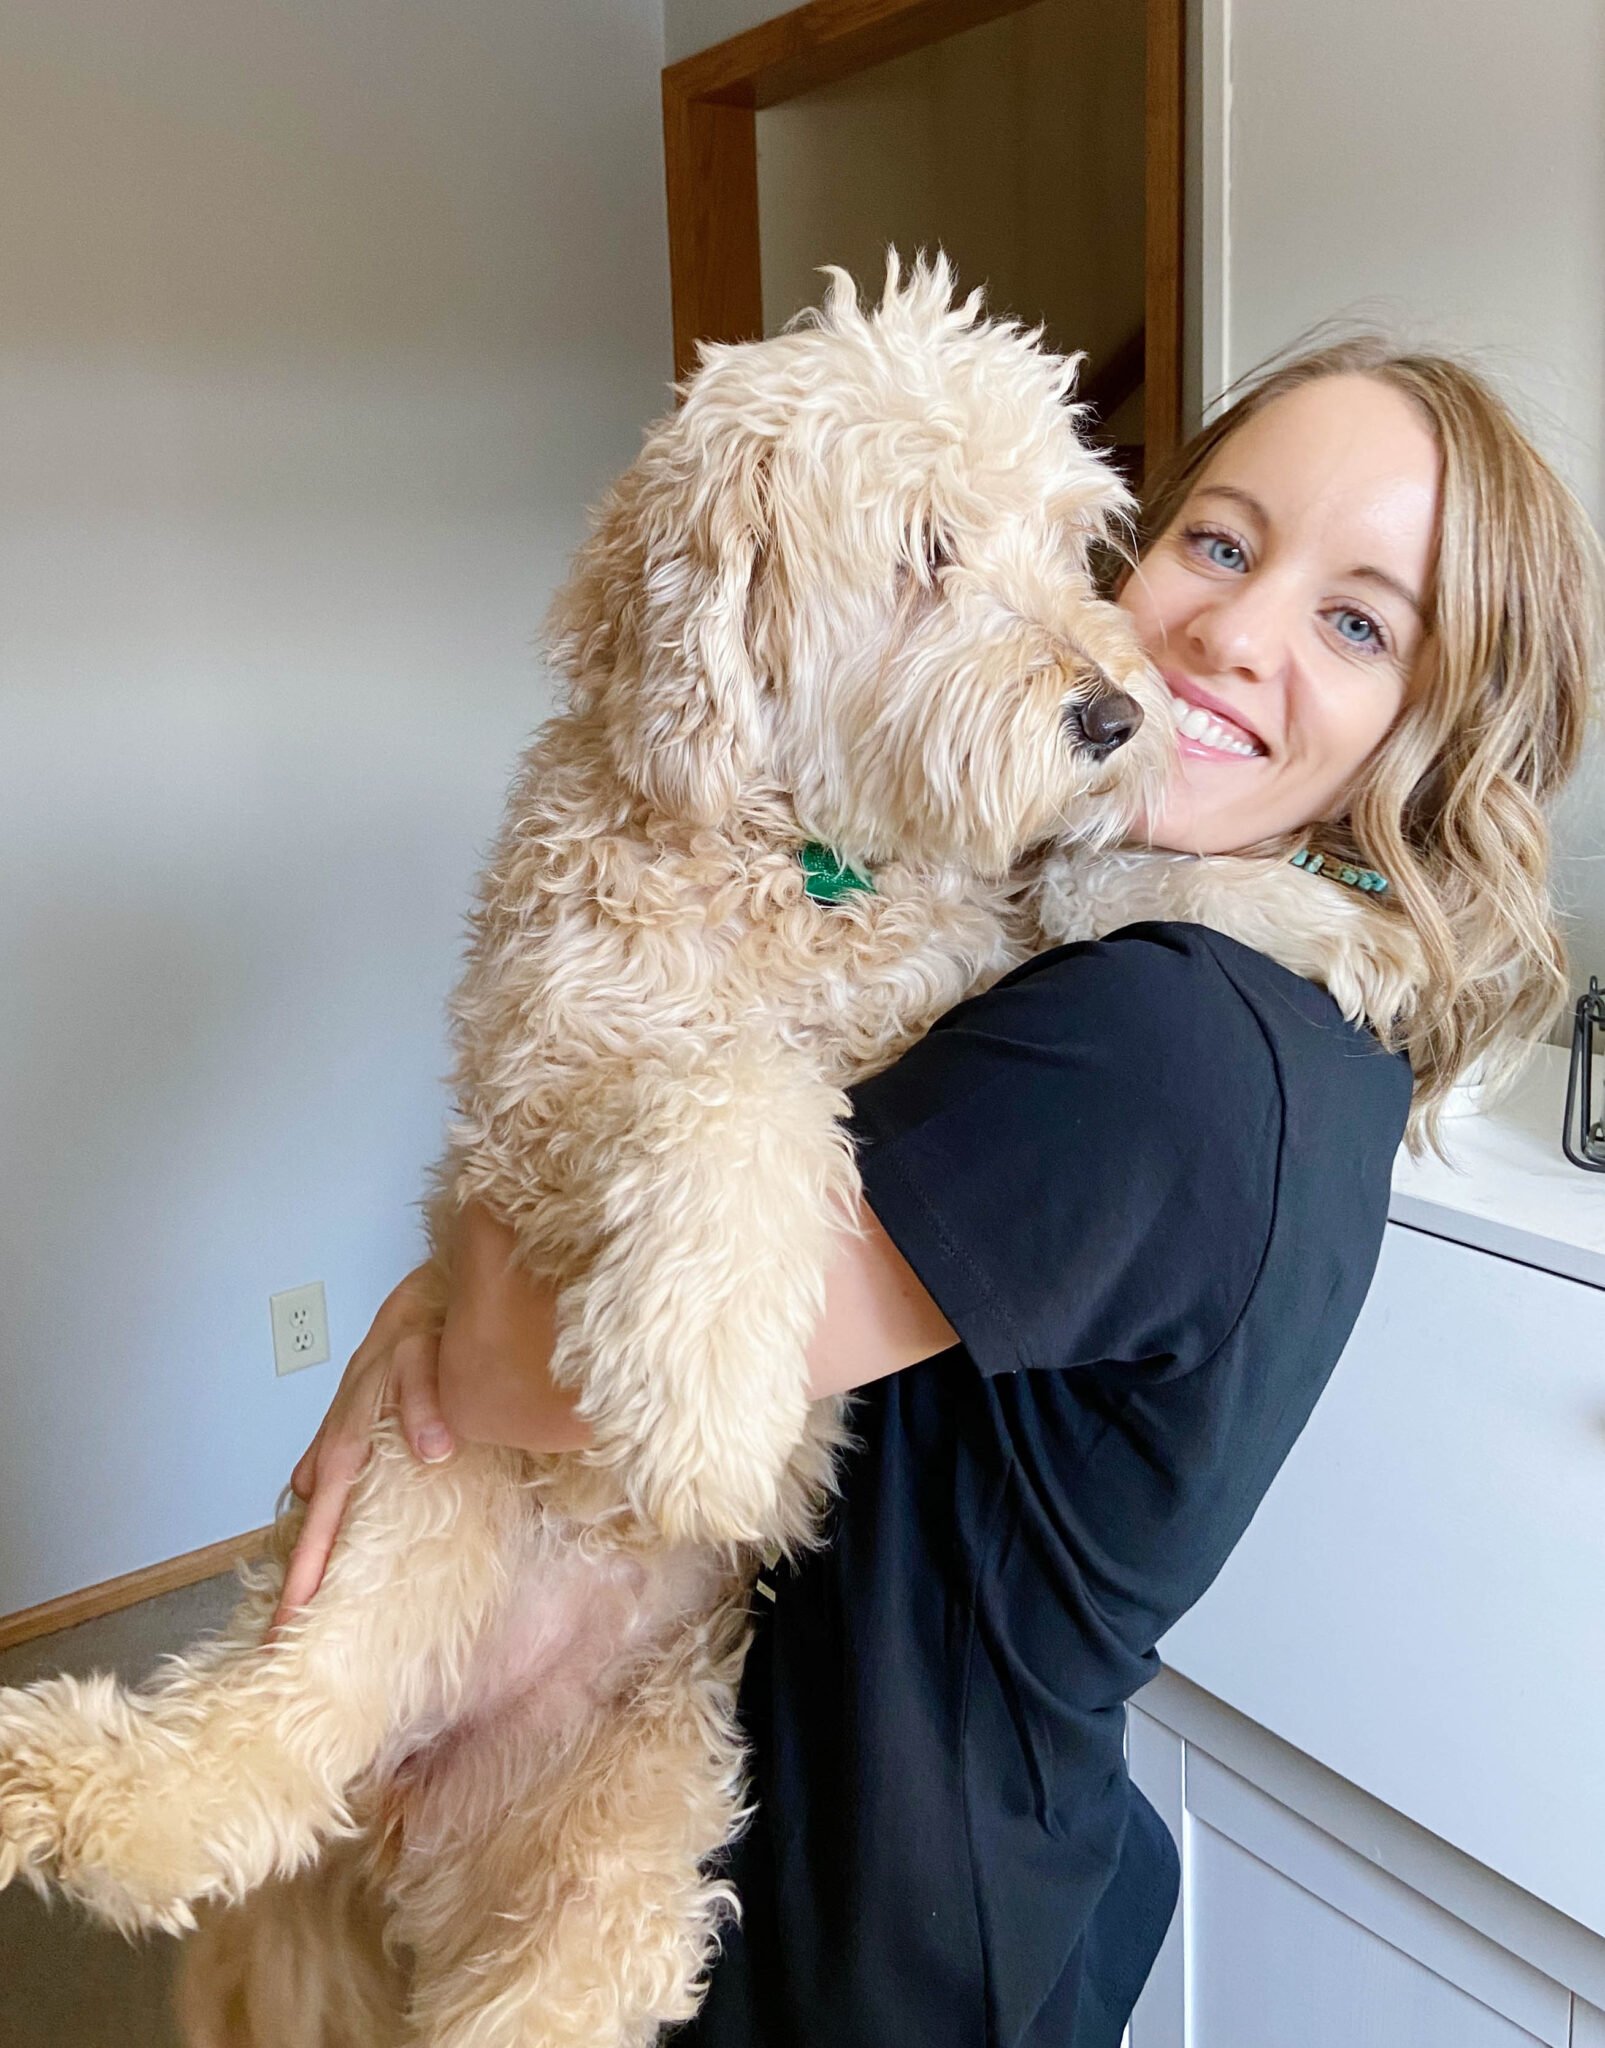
left=270, top=1281, right=331, bottom=1376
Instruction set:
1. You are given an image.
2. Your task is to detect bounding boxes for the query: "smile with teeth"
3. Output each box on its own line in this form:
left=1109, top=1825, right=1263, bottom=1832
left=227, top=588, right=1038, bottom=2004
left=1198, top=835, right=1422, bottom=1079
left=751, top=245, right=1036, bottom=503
left=1169, top=691, right=1266, bottom=759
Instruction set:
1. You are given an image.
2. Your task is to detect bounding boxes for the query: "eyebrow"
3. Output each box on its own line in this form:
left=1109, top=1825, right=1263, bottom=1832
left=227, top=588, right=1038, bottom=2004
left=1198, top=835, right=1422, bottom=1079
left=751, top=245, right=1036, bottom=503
left=1191, top=482, right=1426, bottom=622
left=1349, top=563, right=1426, bottom=622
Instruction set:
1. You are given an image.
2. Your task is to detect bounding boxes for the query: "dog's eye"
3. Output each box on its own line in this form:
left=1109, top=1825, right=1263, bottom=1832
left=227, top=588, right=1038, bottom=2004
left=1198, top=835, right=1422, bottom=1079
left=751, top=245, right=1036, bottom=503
left=921, top=526, right=954, bottom=582
left=897, top=523, right=955, bottom=598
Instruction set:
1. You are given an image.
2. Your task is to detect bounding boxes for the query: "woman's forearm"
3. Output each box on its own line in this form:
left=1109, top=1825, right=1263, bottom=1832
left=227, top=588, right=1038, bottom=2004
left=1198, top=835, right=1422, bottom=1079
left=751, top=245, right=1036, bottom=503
left=437, top=1197, right=958, bottom=1454
left=436, top=1205, right=589, bottom=1452
left=803, top=1196, right=958, bottom=1396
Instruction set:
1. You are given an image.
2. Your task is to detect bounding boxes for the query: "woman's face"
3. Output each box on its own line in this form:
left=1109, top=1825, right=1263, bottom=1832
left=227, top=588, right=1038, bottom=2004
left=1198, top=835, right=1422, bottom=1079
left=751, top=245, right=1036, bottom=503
left=1119, top=373, right=1441, bottom=854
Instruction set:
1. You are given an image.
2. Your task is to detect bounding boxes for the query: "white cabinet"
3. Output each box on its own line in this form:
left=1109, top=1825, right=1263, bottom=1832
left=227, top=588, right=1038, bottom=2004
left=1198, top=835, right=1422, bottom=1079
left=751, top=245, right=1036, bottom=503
left=1155, top=1223, right=1605, bottom=1931
left=1127, top=1694, right=1587, bottom=2048
left=1185, top=1830, right=1541, bottom=2047
left=1575, top=2002, right=1605, bottom=2048
left=1121, top=1054, right=1605, bottom=2043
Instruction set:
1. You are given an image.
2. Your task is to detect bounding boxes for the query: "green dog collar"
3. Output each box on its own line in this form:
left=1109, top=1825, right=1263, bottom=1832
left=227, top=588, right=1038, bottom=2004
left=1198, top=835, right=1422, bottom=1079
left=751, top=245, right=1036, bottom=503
left=798, top=842, right=875, bottom=903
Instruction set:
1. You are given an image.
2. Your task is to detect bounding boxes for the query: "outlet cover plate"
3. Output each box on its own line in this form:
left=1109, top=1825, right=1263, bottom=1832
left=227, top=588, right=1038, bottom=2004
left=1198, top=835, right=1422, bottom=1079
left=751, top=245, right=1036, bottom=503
left=270, top=1281, right=331, bottom=1376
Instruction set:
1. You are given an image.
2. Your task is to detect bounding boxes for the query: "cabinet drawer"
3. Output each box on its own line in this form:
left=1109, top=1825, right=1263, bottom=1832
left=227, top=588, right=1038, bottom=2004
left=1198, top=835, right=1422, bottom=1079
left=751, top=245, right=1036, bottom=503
left=1128, top=1711, right=1574, bottom=2048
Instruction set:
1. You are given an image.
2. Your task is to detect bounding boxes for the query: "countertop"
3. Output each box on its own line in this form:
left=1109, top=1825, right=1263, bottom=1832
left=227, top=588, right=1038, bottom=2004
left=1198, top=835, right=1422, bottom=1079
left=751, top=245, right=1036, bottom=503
left=1390, top=1041, right=1605, bottom=1289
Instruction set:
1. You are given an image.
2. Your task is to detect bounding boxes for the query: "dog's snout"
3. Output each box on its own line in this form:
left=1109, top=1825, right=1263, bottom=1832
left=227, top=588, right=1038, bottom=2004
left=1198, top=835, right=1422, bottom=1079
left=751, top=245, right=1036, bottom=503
left=1065, top=687, right=1144, bottom=756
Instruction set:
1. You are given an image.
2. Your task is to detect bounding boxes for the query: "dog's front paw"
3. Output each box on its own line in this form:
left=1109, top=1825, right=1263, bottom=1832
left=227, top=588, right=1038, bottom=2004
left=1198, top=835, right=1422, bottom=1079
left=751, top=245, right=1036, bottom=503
left=602, top=1426, right=786, bottom=1549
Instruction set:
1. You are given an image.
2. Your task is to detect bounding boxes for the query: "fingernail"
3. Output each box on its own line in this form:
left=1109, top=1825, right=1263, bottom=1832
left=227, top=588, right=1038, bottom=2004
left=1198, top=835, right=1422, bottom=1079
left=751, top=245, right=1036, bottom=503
left=418, top=1426, right=452, bottom=1461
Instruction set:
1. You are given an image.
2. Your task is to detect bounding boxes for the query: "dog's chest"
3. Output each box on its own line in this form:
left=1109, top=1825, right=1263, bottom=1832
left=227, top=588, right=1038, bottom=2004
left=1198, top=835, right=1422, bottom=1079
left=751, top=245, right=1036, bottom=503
left=444, top=843, right=1032, bottom=1234
left=743, top=868, right=1029, bottom=1085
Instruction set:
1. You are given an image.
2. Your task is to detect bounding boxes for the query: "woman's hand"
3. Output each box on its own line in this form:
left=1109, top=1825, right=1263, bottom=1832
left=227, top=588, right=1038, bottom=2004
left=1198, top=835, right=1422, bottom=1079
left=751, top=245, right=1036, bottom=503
left=271, top=1264, right=453, bottom=1631
left=270, top=1208, right=593, bottom=1632
left=269, top=1187, right=953, bottom=1632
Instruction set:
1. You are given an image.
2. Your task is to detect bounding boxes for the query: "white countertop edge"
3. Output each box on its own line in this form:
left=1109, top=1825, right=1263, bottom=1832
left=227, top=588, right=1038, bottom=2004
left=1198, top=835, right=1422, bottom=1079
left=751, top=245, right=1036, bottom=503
left=1388, top=1041, right=1605, bottom=1292
left=1386, top=1192, right=1605, bottom=1291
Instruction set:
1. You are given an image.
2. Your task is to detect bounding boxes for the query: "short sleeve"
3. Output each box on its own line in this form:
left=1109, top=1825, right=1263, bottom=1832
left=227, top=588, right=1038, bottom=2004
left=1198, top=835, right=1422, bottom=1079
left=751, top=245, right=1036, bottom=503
left=846, top=923, right=1283, bottom=1380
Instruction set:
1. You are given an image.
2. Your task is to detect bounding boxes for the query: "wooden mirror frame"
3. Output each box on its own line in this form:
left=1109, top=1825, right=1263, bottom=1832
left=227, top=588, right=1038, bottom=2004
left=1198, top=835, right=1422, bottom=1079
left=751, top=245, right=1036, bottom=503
left=662, top=0, right=1185, bottom=471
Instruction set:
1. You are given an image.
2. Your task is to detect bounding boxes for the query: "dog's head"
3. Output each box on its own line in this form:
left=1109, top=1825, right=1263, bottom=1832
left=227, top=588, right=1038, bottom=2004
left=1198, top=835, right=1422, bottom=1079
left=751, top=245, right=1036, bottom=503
left=549, top=251, right=1169, bottom=874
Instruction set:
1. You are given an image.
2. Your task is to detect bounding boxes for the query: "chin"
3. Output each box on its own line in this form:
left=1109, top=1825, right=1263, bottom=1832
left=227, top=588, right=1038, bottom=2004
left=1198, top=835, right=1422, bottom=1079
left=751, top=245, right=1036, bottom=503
left=1140, top=815, right=1245, bottom=857
left=1140, top=795, right=1217, bottom=854
left=1144, top=775, right=1275, bottom=857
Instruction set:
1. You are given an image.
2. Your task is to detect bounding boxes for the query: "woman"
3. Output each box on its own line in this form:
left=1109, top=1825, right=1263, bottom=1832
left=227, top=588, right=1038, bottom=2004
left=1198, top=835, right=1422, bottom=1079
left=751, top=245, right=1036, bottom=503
left=276, top=338, right=1600, bottom=2044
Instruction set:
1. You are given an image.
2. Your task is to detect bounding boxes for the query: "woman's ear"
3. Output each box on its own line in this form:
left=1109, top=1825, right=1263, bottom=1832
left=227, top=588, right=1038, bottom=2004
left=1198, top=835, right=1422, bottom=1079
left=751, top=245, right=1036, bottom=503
left=547, top=405, right=773, bottom=829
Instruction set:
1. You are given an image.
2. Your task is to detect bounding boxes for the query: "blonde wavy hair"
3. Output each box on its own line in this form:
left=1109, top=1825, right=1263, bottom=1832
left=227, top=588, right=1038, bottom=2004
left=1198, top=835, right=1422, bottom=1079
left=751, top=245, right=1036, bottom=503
left=1127, top=335, right=1604, bottom=1146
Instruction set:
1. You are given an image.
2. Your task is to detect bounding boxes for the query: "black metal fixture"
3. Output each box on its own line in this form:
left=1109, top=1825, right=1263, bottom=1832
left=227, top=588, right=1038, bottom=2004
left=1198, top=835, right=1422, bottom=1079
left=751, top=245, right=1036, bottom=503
left=1563, top=976, right=1605, bottom=1171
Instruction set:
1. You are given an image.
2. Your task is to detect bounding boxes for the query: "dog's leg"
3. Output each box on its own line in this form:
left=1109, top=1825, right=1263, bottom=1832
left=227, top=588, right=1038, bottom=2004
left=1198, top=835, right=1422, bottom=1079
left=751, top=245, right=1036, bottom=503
left=175, top=1827, right=410, bottom=2048
left=0, top=1421, right=521, bottom=1936
left=396, top=1607, right=749, bottom=2048
left=553, top=1042, right=859, bottom=1547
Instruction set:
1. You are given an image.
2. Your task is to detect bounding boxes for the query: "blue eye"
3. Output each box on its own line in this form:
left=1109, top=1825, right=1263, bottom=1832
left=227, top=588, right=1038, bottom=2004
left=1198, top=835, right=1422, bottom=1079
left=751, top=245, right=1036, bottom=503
left=1331, top=606, right=1385, bottom=652
left=1204, top=535, right=1245, bottom=571
left=1182, top=524, right=1247, bottom=573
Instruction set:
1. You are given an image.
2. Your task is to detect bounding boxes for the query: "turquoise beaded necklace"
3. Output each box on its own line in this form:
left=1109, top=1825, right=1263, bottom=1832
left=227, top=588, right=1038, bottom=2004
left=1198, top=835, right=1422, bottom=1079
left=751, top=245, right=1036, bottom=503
left=1288, top=848, right=1390, bottom=894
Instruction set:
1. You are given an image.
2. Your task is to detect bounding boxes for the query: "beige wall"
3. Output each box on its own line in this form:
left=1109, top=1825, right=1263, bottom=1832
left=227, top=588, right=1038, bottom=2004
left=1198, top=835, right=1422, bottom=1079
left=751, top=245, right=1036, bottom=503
left=0, top=0, right=671, bottom=1613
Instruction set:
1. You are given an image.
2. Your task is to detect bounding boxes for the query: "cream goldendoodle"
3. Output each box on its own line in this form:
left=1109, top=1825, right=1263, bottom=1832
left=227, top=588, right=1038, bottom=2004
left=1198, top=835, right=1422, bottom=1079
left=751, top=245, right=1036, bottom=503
left=0, top=255, right=1419, bottom=2047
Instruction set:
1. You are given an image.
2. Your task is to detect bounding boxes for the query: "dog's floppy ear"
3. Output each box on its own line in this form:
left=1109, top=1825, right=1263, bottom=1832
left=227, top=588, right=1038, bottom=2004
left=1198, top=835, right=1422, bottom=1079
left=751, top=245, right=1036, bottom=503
left=547, top=393, right=773, bottom=828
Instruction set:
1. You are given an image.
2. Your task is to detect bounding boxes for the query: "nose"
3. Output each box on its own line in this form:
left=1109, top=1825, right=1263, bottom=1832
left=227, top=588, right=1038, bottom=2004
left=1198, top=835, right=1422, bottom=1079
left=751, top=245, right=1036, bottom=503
left=1066, top=688, right=1144, bottom=755
left=1187, top=578, right=1285, bottom=680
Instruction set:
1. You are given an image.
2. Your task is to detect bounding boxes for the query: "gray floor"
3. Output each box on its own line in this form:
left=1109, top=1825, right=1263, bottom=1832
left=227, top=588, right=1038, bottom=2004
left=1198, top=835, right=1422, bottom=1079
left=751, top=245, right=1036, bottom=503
left=0, top=1572, right=243, bottom=2048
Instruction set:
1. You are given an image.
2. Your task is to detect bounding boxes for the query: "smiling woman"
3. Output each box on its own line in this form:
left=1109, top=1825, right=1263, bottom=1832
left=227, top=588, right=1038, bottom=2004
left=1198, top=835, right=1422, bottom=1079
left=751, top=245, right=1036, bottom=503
left=1123, top=373, right=1437, bottom=852
left=1117, top=334, right=1601, bottom=1134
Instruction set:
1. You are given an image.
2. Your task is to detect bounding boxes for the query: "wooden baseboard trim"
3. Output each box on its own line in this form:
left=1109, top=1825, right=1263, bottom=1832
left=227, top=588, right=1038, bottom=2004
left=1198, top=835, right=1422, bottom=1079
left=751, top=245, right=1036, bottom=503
left=0, top=1526, right=273, bottom=1654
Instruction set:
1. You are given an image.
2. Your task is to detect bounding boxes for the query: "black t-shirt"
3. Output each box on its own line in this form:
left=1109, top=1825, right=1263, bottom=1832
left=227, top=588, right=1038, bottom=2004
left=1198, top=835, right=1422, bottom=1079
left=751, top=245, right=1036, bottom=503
left=677, top=921, right=1413, bottom=2048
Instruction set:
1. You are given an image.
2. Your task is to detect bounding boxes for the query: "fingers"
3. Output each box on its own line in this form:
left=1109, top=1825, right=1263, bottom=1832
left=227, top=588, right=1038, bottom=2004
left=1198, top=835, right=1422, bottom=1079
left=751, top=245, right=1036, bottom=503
left=392, top=1327, right=454, bottom=1465
left=289, top=1425, right=324, bottom=1503
left=271, top=1360, right=387, bottom=1633
left=286, top=1318, right=379, bottom=1506
left=271, top=1432, right=371, bottom=1630
left=270, top=1454, right=360, bottom=1633
left=269, top=1304, right=449, bottom=1635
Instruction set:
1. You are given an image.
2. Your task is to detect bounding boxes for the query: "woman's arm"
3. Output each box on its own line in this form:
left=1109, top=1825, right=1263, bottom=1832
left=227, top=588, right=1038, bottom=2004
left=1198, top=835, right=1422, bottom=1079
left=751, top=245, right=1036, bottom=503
left=437, top=1196, right=958, bottom=1452
left=274, top=1197, right=956, bottom=1627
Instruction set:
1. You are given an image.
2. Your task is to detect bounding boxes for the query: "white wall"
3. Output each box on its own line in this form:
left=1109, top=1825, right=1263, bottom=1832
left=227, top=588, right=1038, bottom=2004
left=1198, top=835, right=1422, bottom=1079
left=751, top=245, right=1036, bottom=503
left=0, top=0, right=671, bottom=1613
left=1209, top=0, right=1605, bottom=983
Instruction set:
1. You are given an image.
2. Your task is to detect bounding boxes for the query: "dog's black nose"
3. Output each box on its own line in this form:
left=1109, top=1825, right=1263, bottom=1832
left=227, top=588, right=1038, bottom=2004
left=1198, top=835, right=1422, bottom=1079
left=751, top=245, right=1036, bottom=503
left=1067, top=688, right=1144, bottom=754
